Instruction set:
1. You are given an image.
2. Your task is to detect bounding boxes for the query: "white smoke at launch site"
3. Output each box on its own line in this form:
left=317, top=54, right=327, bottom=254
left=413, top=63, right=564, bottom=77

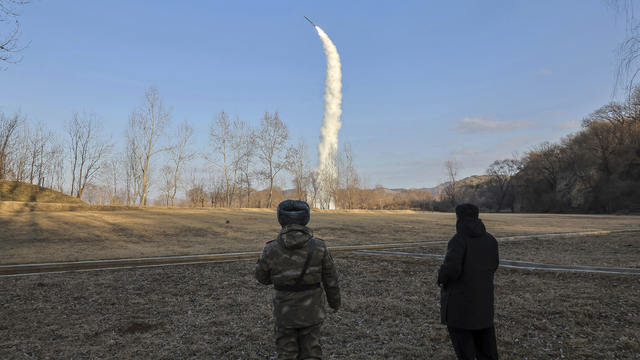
left=313, top=25, right=342, bottom=208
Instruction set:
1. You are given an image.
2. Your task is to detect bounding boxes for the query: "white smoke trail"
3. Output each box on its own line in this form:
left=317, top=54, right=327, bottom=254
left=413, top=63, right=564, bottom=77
left=315, top=26, right=342, bottom=174
left=313, top=26, right=342, bottom=209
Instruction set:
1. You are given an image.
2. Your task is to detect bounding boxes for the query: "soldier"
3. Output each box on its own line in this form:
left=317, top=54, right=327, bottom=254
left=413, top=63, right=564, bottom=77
left=255, top=200, right=341, bottom=360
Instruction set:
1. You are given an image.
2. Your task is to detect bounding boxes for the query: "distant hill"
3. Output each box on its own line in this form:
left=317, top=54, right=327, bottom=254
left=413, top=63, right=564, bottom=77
left=421, top=186, right=441, bottom=196
left=280, top=175, right=493, bottom=199
left=416, top=175, right=496, bottom=196
left=0, top=181, right=85, bottom=204
left=457, top=175, right=492, bottom=188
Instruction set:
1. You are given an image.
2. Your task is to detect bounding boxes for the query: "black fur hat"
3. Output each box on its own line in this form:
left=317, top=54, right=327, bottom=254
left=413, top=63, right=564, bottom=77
left=455, top=203, right=479, bottom=219
left=277, top=200, right=310, bottom=227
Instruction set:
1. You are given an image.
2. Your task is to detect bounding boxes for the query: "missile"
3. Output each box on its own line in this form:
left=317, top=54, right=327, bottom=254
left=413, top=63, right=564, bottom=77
left=304, top=16, right=317, bottom=27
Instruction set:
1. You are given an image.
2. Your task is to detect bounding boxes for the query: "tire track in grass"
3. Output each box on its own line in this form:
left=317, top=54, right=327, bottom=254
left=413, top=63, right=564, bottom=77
left=1, top=228, right=639, bottom=277
left=354, top=250, right=640, bottom=275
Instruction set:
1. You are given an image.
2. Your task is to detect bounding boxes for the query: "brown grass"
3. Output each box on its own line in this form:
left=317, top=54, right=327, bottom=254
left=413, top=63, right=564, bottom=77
left=398, top=232, right=640, bottom=268
left=1, top=251, right=638, bottom=359
left=1, top=207, right=638, bottom=265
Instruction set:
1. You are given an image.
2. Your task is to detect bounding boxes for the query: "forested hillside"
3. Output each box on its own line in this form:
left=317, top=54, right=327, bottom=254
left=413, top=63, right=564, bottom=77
left=514, top=88, right=639, bottom=213
left=449, top=88, right=639, bottom=214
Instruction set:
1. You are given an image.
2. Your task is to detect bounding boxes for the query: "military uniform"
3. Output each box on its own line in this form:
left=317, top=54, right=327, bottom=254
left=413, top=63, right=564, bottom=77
left=255, top=200, right=341, bottom=360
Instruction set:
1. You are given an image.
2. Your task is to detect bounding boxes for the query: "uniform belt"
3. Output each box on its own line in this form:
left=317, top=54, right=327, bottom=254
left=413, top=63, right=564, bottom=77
left=273, top=283, right=321, bottom=292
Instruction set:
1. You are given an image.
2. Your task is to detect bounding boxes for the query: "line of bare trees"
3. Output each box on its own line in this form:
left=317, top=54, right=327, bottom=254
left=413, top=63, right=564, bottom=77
left=0, top=87, right=182, bottom=206
left=0, top=109, right=65, bottom=190
left=6, top=83, right=638, bottom=213
left=0, top=107, right=119, bottom=200
left=3, top=86, right=438, bottom=210
left=0, top=83, right=502, bottom=212
left=195, top=108, right=435, bottom=210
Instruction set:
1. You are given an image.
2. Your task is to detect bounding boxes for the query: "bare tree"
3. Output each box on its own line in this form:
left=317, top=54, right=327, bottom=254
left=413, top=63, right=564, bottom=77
left=526, top=141, right=563, bottom=191
left=374, top=183, right=387, bottom=210
left=185, top=167, right=206, bottom=207
left=83, top=183, right=116, bottom=205
left=0, top=108, right=23, bottom=179
left=236, top=121, right=256, bottom=207
left=441, top=159, right=462, bottom=209
left=124, top=140, right=142, bottom=205
left=256, top=111, right=292, bottom=208
left=24, top=121, right=56, bottom=186
left=580, top=120, right=618, bottom=179
left=99, top=154, right=124, bottom=205
left=238, top=138, right=257, bottom=207
left=0, top=0, right=32, bottom=69
left=64, top=111, right=113, bottom=199
left=355, top=176, right=372, bottom=209
left=204, top=167, right=226, bottom=208
left=485, top=157, right=521, bottom=212
left=47, top=141, right=65, bottom=192
left=308, top=170, right=320, bottom=209
left=602, top=0, right=640, bottom=96
left=9, top=121, right=29, bottom=182
left=156, top=165, right=171, bottom=206
left=125, top=86, right=173, bottom=206
left=206, top=111, right=254, bottom=208
left=205, top=111, right=232, bottom=206
left=340, top=141, right=360, bottom=209
left=165, top=119, right=195, bottom=206
left=289, top=136, right=311, bottom=201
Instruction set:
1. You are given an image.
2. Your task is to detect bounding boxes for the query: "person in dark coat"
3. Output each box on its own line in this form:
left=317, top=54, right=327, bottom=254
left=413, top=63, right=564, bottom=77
left=437, top=203, right=499, bottom=360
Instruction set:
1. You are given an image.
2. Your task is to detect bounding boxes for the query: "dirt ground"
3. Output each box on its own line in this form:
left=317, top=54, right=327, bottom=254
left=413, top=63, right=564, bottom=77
left=1, top=250, right=639, bottom=359
left=397, top=232, right=640, bottom=268
left=1, top=207, right=638, bottom=264
left=1, top=209, right=639, bottom=358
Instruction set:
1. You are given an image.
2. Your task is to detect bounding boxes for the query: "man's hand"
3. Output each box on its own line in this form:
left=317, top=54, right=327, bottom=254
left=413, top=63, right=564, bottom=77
left=436, top=280, right=442, bottom=288
left=333, top=308, right=340, bottom=313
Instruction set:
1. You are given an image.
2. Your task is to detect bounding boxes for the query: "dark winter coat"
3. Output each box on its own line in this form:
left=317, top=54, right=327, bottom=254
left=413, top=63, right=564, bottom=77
left=255, top=224, right=341, bottom=328
left=438, top=217, right=499, bottom=330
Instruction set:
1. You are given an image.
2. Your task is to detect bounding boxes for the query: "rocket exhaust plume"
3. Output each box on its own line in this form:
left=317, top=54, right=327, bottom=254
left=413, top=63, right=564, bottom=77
left=306, top=17, right=342, bottom=209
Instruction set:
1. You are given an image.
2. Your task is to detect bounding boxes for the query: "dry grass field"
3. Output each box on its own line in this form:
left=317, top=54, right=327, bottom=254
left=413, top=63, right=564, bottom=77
left=1, top=252, right=639, bottom=359
left=399, top=232, right=640, bottom=268
left=1, top=207, right=639, bottom=359
left=1, top=205, right=638, bottom=265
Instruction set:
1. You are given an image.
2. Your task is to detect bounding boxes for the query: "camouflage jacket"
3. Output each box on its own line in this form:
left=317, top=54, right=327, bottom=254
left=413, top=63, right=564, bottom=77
left=255, top=224, right=341, bottom=328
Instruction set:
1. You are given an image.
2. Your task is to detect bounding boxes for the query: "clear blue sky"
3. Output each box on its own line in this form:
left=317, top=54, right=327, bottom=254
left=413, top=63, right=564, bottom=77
left=1, top=0, right=627, bottom=189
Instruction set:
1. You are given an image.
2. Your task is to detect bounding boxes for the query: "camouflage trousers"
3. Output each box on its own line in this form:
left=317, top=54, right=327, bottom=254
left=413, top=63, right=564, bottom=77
left=274, top=322, right=323, bottom=360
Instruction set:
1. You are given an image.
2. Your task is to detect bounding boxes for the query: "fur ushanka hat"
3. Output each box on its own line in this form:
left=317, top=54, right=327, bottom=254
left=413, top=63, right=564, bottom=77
left=277, top=200, right=310, bottom=227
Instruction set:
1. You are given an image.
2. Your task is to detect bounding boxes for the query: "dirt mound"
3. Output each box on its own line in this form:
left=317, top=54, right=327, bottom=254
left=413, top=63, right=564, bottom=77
left=0, top=180, right=85, bottom=204
left=0, top=201, right=142, bottom=213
